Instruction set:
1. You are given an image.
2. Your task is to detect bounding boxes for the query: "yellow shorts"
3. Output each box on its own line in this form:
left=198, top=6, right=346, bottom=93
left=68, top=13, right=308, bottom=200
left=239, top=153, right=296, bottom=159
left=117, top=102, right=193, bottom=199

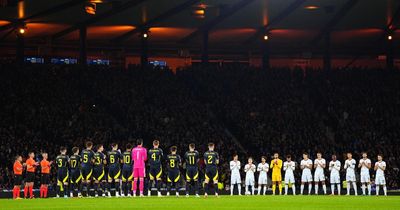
left=272, top=174, right=282, bottom=182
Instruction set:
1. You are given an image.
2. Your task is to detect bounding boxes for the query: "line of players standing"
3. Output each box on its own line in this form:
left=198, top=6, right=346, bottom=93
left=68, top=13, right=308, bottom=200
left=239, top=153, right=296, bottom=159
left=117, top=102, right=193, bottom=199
left=229, top=152, right=387, bottom=196
left=12, top=139, right=222, bottom=199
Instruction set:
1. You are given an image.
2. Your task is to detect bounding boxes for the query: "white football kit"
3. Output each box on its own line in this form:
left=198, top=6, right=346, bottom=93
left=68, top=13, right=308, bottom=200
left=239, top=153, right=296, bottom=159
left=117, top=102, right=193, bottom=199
left=257, top=163, right=269, bottom=185
left=375, top=161, right=386, bottom=185
left=301, top=159, right=313, bottom=182
left=344, top=159, right=356, bottom=182
left=359, top=158, right=371, bottom=183
left=230, top=160, right=241, bottom=184
left=283, top=161, right=295, bottom=184
left=314, top=158, right=326, bottom=182
left=244, top=163, right=256, bottom=186
left=329, top=160, right=341, bottom=184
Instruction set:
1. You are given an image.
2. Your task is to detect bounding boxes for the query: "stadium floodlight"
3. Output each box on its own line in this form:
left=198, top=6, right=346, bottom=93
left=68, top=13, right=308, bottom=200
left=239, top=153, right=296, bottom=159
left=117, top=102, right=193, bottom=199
left=85, top=2, right=96, bottom=15
left=142, top=32, right=148, bottom=38
left=263, top=35, right=269, bottom=41
left=387, top=35, right=393, bottom=41
left=18, top=27, right=25, bottom=34
left=304, top=5, right=319, bottom=10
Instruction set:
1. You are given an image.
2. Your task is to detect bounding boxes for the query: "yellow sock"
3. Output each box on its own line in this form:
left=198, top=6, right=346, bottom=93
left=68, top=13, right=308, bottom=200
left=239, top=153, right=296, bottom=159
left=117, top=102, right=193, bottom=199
left=279, top=184, right=283, bottom=194
left=272, top=184, right=276, bottom=194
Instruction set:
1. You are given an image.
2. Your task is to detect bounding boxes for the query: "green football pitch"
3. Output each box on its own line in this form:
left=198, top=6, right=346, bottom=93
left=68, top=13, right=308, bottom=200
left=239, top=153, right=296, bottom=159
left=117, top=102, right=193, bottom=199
left=1, top=196, right=399, bottom=210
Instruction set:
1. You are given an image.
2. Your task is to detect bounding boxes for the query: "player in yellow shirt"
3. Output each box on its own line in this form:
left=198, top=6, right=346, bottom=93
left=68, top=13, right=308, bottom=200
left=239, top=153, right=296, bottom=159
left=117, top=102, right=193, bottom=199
left=270, top=153, right=283, bottom=195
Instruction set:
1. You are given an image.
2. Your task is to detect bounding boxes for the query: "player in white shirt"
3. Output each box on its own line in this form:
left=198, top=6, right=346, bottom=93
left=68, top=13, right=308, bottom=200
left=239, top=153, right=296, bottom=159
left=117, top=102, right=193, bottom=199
left=244, top=157, right=256, bottom=195
left=257, top=156, right=269, bottom=195
left=300, top=153, right=313, bottom=195
left=314, top=152, right=327, bottom=195
left=358, top=152, right=371, bottom=196
left=328, top=154, right=341, bottom=195
left=344, top=152, right=358, bottom=195
left=374, top=154, right=387, bottom=196
left=229, top=154, right=241, bottom=196
left=283, top=155, right=296, bottom=195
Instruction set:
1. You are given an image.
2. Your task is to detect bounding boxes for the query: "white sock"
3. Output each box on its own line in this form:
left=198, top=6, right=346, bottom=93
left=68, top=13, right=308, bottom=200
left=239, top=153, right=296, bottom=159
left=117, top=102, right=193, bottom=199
left=361, top=184, right=366, bottom=195
left=367, top=184, right=371, bottom=195
left=238, top=184, right=241, bottom=195
left=230, top=185, right=234, bottom=195
left=245, top=185, right=249, bottom=194
left=285, top=184, right=288, bottom=195
left=347, top=183, right=350, bottom=195
left=257, top=186, right=261, bottom=195
left=337, top=184, right=341, bottom=195
left=263, top=185, right=267, bottom=195
left=352, top=182, right=357, bottom=195
left=331, top=184, right=335, bottom=194
left=322, top=184, right=327, bottom=194
left=251, top=185, right=254, bottom=195
left=308, top=183, right=312, bottom=194
left=376, top=185, right=380, bottom=195
left=300, top=184, right=304, bottom=195
left=292, top=184, right=296, bottom=195
left=383, top=186, right=387, bottom=196
left=315, top=184, right=319, bottom=195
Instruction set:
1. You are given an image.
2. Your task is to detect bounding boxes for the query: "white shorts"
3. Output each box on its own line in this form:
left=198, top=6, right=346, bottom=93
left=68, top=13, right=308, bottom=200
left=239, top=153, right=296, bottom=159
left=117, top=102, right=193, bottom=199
left=245, top=177, right=255, bottom=186
left=231, top=174, right=241, bottom=184
left=258, top=174, right=268, bottom=185
left=314, top=171, right=325, bottom=182
left=284, top=174, right=295, bottom=184
left=346, top=173, right=356, bottom=182
left=375, top=175, right=386, bottom=185
left=330, top=174, right=340, bottom=184
left=360, top=173, right=370, bottom=183
left=301, top=172, right=313, bottom=182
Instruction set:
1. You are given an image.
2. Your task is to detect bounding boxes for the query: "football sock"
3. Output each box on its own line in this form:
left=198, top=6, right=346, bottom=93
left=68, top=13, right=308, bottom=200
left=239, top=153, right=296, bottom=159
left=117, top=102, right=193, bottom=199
left=300, top=184, right=304, bottom=195
left=122, top=182, right=127, bottom=195
left=205, top=183, right=209, bottom=194
left=94, top=183, right=98, bottom=194
left=322, top=184, right=327, bottom=194
left=230, top=185, right=234, bottom=195
left=278, top=184, right=282, bottom=195
left=127, top=182, right=132, bottom=194
left=331, top=184, right=335, bottom=194
left=308, top=183, right=312, bottom=194
left=13, top=187, right=17, bottom=199
left=44, top=186, right=48, bottom=198
left=383, top=186, right=387, bottom=196
left=376, top=186, right=380, bottom=195
left=139, top=178, right=144, bottom=194
left=346, top=183, right=350, bottom=195
left=315, top=184, right=319, bottom=194
left=272, top=184, right=276, bottom=194
left=361, top=184, right=366, bottom=195
left=352, top=182, right=357, bottom=195
left=367, top=184, right=371, bottom=195
left=115, top=181, right=120, bottom=194
left=214, top=183, right=218, bottom=195
left=132, top=179, right=137, bottom=193
left=40, top=186, right=43, bottom=198
left=284, top=184, right=288, bottom=195
left=24, top=186, right=28, bottom=198
left=337, top=184, right=341, bottom=195
left=238, top=184, right=241, bottom=195
left=29, top=186, right=33, bottom=198
left=157, top=180, right=162, bottom=192
left=292, top=184, right=296, bottom=195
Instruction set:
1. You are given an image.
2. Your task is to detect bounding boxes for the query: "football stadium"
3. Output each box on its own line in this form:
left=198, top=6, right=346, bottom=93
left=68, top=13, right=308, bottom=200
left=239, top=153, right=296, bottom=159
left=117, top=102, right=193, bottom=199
left=0, top=0, right=400, bottom=209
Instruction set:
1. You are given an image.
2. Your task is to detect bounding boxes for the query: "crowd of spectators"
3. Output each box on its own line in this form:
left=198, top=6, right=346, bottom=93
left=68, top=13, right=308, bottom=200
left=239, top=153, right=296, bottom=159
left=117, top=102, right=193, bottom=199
left=0, top=63, right=399, bottom=190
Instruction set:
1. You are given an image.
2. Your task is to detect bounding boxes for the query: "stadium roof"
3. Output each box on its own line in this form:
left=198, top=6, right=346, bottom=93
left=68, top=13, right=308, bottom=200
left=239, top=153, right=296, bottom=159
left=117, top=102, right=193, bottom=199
left=0, top=0, right=399, bottom=56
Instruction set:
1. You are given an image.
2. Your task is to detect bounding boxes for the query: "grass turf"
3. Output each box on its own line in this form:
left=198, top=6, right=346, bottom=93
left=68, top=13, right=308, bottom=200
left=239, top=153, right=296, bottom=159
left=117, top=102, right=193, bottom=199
left=1, top=195, right=399, bottom=210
